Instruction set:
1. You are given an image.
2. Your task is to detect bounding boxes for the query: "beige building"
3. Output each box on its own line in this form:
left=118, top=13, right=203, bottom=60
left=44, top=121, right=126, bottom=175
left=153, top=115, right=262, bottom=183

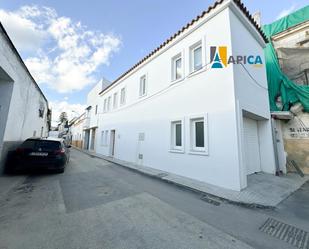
left=271, top=17, right=309, bottom=174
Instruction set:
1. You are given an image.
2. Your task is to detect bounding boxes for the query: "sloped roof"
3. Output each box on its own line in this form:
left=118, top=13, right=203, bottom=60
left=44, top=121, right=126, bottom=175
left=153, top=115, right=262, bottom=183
left=99, top=0, right=268, bottom=95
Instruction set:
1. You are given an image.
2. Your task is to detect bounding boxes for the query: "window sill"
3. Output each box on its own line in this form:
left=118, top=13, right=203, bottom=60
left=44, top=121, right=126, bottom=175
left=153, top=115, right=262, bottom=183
left=169, top=149, right=185, bottom=154
left=188, top=150, right=208, bottom=156
left=171, top=77, right=184, bottom=85
left=188, top=67, right=206, bottom=78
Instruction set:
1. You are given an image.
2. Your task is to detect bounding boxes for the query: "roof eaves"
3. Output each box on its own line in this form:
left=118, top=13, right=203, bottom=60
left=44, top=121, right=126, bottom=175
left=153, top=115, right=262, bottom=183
left=99, top=0, right=268, bottom=95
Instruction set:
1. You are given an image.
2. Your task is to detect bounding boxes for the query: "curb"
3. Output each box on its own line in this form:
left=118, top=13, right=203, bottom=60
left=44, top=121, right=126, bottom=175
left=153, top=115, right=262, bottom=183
left=73, top=147, right=275, bottom=210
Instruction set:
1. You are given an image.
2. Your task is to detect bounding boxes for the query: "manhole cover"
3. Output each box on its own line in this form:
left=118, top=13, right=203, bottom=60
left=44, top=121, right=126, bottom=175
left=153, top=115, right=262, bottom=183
left=260, top=218, right=309, bottom=249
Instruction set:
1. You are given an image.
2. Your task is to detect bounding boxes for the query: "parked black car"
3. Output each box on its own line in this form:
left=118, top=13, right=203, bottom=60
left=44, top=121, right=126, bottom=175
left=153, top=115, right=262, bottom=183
left=9, top=137, right=70, bottom=173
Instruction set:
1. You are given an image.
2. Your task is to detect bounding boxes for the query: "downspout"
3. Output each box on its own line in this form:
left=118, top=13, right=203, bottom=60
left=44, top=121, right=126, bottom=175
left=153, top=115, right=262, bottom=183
left=271, top=117, right=280, bottom=175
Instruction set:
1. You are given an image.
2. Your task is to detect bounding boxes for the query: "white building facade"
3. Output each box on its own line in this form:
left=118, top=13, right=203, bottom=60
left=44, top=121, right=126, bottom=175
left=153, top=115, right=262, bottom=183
left=0, top=23, right=50, bottom=172
left=91, top=0, right=276, bottom=191
left=84, top=79, right=111, bottom=151
left=69, top=113, right=86, bottom=149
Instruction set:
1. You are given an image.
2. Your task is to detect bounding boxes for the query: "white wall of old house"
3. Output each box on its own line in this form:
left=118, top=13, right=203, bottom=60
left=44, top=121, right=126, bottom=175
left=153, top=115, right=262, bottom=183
left=0, top=28, right=49, bottom=170
left=86, top=79, right=111, bottom=131
left=70, top=115, right=85, bottom=141
left=91, top=2, right=271, bottom=191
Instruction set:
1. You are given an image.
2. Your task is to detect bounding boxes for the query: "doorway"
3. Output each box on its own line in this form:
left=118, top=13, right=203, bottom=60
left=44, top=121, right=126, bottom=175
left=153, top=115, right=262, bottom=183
left=243, top=117, right=261, bottom=175
left=90, top=128, right=96, bottom=151
left=110, top=130, right=115, bottom=157
left=84, top=130, right=90, bottom=150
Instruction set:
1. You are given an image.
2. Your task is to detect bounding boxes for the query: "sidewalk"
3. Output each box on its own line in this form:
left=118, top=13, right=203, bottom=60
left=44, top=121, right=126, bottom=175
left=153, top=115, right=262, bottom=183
left=75, top=147, right=309, bottom=208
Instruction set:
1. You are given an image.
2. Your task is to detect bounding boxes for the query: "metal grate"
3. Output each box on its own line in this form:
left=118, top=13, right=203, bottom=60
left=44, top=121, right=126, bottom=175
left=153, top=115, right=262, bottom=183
left=157, top=173, right=168, bottom=178
left=260, top=218, right=309, bottom=249
left=200, top=195, right=221, bottom=206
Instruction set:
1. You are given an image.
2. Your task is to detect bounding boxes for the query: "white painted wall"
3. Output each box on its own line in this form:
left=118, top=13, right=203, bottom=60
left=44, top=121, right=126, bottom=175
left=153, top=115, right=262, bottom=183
left=85, top=79, right=111, bottom=151
left=87, top=79, right=111, bottom=128
left=0, top=27, right=49, bottom=170
left=90, top=1, right=273, bottom=191
left=95, top=5, right=244, bottom=190
left=71, top=113, right=86, bottom=142
left=229, top=7, right=276, bottom=189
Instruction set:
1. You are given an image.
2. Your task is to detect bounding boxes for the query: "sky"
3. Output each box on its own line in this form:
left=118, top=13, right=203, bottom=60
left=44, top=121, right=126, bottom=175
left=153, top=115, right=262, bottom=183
left=0, top=0, right=308, bottom=125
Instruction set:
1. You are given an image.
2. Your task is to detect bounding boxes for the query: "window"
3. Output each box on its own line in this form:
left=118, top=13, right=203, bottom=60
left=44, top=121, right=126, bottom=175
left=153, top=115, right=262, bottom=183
left=190, top=42, right=202, bottom=72
left=95, top=105, right=98, bottom=115
left=190, top=116, right=207, bottom=153
left=103, top=99, right=107, bottom=113
left=120, top=87, right=126, bottom=105
left=171, top=120, right=183, bottom=151
left=113, top=92, right=118, bottom=109
left=172, top=54, right=182, bottom=81
left=139, top=75, right=147, bottom=97
left=107, top=96, right=111, bottom=111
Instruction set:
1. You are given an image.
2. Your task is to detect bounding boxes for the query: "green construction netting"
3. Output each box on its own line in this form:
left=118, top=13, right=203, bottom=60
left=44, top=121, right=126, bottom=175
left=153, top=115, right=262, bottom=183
left=261, top=5, right=309, bottom=112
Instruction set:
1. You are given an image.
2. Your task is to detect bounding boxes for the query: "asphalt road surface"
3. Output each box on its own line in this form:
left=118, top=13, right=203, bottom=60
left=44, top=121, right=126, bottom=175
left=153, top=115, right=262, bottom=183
left=0, top=148, right=308, bottom=249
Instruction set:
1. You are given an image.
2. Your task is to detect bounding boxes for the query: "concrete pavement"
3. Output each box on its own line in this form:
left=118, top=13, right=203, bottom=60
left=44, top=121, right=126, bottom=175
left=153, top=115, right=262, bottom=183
left=0, top=149, right=308, bottom=249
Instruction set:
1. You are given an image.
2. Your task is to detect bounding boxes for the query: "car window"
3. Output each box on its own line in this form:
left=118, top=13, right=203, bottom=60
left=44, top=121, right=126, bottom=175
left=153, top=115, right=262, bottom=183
left=21, top=140, right=36, bottom=149
left=21, top=140, right=61, bottom=151
left=36, top=141, right=61, bottom=151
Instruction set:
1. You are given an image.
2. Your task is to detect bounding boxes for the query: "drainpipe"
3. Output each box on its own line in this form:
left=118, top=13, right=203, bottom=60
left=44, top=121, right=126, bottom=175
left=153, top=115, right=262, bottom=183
left=271, top=117, right=280, bottom=175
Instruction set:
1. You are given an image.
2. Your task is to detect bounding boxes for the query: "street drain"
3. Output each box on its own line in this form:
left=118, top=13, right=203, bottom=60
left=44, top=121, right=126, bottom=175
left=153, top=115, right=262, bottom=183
left=200, top=195, right=220, bottom=206
left=157, top=173, right=168, bottom=178
left=259, top=218, right=309, bottom=249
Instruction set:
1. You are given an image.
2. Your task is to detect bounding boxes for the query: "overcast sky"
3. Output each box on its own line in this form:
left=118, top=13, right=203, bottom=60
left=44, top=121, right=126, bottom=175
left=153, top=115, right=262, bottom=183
left=0, top=0, right=307, bottom=125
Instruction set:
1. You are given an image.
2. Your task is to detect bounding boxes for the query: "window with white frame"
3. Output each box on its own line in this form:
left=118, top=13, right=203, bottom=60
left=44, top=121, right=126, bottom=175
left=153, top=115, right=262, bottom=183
left=107, top=96, right=111, bottom=111
left=120, top=87, right=126, bottom=105
left=95, top=105, right=98, bottom=115
left=172, top=54, right=183, bottom=81
left=190, top=42, right=202, bottom=72
left=172, top=54, right=182, bottom=81
left=103, top=99, right=107, bottom=112
left=139, top=75, right=147, bottom=97
left=171, top=120, right=183, bottom=151
left=113, top=92, right=118, bottom=109
left=190, top=116, right=207, bottom=152
left=100, top=131, right=104, bottom=146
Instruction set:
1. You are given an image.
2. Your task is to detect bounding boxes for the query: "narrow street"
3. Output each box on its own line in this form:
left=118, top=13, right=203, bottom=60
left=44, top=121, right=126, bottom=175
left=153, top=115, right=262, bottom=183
left=0, top=149, right=308, bottom=249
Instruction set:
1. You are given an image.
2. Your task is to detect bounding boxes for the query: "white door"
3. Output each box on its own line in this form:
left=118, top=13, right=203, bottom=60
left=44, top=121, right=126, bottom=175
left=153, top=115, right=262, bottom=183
left=243, top=117, right=261, bottom=175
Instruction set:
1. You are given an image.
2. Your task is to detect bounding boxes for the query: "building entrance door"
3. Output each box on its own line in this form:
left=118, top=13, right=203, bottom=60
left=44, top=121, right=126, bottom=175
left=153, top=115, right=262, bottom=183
left=110, top=130, right=115, bottom=157
left=90, top=128, right=96, bottom=150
